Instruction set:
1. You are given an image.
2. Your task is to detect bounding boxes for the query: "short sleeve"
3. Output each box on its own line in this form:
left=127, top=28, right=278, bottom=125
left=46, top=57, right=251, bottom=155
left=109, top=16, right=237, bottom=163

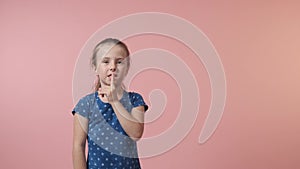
left=71, top=96, right=90, bottom=118
left=130, top=92, right=148, bottom=112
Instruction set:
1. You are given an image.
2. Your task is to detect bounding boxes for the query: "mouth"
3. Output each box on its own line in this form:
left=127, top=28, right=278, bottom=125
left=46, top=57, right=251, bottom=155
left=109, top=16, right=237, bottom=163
left=107, top=74, right=117, bottom=78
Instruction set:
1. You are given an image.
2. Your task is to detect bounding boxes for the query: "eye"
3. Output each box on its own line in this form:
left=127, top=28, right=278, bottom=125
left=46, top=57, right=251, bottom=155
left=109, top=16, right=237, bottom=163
left=116, top=59, right=124, bottom=64
left=102, top=60, right=109, bottom=64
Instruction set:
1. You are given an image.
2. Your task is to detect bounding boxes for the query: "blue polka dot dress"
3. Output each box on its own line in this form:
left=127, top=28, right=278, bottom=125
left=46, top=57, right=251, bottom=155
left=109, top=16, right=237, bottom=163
left=72, top=91, right=148, bottom=169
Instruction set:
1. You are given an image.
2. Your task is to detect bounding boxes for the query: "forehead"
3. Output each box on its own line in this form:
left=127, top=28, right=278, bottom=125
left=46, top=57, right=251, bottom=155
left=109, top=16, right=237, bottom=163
left=97, top=44, right=127, bottom=60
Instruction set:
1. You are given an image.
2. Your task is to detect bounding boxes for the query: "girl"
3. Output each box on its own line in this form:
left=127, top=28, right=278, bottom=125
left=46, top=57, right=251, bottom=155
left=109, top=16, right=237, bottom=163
left=72, top=38, right=148, bottom=169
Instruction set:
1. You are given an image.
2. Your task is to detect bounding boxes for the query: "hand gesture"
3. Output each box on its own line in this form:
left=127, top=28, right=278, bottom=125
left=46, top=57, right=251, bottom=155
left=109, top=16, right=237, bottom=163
left=98, top=73, right=118, bottom=103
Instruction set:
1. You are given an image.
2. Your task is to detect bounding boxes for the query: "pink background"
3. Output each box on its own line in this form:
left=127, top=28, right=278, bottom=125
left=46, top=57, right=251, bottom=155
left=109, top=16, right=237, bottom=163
left=1, top=0, right=299, bottom=168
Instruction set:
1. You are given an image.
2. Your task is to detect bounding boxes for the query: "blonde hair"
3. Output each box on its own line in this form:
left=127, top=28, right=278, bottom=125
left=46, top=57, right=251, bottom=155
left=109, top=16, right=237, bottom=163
left=91, top=38, right=130, bottom=91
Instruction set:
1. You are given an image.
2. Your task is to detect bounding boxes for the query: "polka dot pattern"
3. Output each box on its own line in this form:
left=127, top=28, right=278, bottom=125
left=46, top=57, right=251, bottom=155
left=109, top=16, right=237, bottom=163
left=72, top=91, right=148, bottom=169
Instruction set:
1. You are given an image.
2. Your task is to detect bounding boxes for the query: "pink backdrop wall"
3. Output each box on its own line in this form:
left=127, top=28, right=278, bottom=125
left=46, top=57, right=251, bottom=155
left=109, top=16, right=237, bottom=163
left=1, top=0, right=299, bottom=168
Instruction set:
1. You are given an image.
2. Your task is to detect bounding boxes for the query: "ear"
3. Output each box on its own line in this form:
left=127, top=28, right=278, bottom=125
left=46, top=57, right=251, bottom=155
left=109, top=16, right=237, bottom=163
left=124, top=59, right=130, bottom=76
left=93, top=64, right=99, bottom=74
left=124, top=66, right=129, bottom=76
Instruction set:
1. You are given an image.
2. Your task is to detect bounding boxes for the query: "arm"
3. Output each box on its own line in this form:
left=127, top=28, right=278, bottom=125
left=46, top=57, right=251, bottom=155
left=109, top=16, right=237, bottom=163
left=99, top=74, right=146, bottom=141
left=111, top=102, right=145, bottom=141
left=72, top=114, right=88, bottom=169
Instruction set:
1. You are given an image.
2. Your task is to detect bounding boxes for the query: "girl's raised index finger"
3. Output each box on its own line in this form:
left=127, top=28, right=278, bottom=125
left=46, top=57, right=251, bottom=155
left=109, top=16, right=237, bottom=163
left=110, top=73, right=115, bottom=91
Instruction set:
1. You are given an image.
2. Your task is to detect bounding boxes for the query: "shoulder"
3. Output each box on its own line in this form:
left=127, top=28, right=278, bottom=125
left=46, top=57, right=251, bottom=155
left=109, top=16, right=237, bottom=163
left=126, top=91, right=148, bottom=111
left=72, top=92, right=97, bottom=116
left=127, top=91, right=144, bottom=100
left=76, top=92, right=97, bottom=104
left=83, top=92, right=97, bottom=100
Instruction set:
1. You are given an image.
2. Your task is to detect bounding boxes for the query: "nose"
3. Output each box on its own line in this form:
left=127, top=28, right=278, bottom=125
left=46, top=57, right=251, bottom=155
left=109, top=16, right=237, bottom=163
left=109, top=61, right=116, bottom=72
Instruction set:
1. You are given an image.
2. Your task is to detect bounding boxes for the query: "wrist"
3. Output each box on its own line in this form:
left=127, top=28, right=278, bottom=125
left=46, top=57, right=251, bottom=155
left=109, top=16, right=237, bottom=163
left=109, top=100, right=120, bottom=106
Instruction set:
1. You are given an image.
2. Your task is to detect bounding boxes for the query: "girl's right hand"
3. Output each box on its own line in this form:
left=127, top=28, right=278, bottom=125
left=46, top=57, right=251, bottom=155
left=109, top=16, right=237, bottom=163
left=98, top=74, right=118, bottom=103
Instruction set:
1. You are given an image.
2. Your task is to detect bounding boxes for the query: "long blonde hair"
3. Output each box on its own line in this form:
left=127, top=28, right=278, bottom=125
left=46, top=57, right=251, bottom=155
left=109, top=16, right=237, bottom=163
left=91, top=38, right=130, bottom=92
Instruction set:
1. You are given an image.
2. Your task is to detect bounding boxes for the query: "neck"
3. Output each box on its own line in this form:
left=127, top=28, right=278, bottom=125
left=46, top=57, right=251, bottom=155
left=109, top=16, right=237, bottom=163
left=114, top=86, right=124, bottom=95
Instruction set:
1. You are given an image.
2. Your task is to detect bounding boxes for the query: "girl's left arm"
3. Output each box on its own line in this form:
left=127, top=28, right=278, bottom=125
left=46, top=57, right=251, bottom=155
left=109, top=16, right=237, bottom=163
left=111, top=101, right=145, bottom=141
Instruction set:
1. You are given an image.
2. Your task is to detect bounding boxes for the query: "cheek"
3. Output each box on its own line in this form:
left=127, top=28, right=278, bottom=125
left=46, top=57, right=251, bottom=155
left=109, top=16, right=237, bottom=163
left=97, top=64, right=107, bottom=71
left=96, top=67, right=106, bottom=76
left=120, top=66, right=129, bottom=74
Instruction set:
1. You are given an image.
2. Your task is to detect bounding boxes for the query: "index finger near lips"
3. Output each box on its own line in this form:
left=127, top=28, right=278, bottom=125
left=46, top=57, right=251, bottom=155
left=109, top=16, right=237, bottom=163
left=111, top=73, right=115, bottom=91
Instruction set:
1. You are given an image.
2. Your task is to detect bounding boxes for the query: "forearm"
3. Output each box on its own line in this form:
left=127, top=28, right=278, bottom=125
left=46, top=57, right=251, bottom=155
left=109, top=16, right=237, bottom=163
left=72, top=145, right=87, bottom=169
left=111, top=101, right=144, bottom=140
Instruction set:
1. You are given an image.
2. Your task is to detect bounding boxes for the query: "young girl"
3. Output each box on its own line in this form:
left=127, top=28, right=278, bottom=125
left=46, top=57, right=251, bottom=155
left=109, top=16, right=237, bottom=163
left=72, top=38, right=148, bottom=169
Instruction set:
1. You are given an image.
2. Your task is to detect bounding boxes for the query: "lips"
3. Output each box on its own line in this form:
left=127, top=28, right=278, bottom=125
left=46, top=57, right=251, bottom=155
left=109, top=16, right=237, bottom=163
left=107, top=74, right=117, bottom=78
left=107, top=74, right=112, bottom=77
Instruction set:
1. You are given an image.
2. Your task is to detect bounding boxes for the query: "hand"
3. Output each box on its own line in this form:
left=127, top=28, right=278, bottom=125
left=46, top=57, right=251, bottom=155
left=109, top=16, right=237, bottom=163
left=98, top=73, right=118, bottom=103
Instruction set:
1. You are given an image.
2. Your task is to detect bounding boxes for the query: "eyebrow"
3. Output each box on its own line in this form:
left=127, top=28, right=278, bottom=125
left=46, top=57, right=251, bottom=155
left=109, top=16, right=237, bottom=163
left=102, top=57, right=126, bottom=61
